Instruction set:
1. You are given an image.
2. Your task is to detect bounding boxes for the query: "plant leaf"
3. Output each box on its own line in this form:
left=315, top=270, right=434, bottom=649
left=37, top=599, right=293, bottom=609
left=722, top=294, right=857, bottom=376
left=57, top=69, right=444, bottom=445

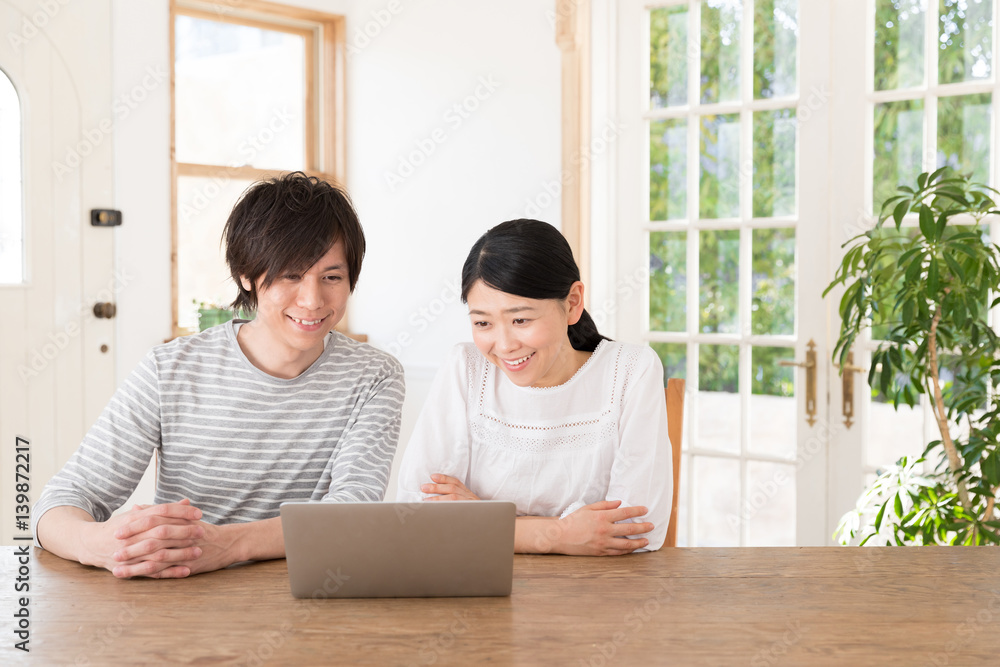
left=893, top=200, right=909, bottom=228
left=874, top=500, right=887, bottom=532
left=919, top=206, right=936, bottom=241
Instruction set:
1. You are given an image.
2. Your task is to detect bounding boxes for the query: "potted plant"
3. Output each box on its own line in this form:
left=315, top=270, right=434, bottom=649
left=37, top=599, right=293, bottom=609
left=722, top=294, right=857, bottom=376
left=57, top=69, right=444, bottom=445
left=825, top=167, right=1000, bottom=546
left=194, top=300, right=253, bottom=332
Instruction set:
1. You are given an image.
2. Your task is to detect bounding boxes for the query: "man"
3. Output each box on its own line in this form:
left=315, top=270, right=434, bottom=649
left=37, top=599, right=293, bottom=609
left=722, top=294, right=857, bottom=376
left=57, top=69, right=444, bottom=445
left=33, top=172, right=404, bottom=578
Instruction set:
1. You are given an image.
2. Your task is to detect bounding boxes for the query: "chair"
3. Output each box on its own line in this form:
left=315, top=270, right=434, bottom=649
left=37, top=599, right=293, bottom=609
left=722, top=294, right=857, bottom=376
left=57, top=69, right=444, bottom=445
left=664, top=379, right=685, bottom=547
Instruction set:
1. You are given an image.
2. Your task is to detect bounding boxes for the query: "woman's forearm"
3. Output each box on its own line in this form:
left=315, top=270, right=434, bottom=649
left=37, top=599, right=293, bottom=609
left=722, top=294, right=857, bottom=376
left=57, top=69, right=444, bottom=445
left=514, top=516, right=562, bottom=553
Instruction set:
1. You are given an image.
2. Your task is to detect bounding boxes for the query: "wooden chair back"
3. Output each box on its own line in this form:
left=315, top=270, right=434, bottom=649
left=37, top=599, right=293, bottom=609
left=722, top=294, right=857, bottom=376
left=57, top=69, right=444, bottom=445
left=664, top=379, right=685, bottom=547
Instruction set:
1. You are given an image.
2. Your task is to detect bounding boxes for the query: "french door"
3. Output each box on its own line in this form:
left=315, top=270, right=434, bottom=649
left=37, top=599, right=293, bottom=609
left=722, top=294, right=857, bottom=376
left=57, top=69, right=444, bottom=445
left=604, top=0, right=986, bottom=546
left=827, top=0, right=1000, bottom=534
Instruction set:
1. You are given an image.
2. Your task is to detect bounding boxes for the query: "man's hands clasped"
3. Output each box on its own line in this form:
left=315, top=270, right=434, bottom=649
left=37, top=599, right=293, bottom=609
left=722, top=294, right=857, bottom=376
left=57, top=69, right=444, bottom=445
left=79, top=499, right=241, bottom=579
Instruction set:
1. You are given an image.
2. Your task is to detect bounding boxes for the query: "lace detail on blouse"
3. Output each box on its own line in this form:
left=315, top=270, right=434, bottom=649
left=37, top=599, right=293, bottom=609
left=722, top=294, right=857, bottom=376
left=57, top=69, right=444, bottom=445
left=466, top=342, right=644, bottom=454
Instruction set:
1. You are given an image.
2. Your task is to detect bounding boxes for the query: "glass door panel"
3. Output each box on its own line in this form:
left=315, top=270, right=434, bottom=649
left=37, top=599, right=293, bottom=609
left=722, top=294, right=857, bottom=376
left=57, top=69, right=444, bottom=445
left=828, top=0, right=997, bottom=539
left=645, top=0, right=801, bottom=546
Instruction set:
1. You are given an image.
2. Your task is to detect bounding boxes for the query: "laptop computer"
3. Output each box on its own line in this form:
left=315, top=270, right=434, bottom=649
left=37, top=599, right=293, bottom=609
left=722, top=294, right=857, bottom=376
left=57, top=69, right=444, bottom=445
left=280, top=500, right=516, bottom=598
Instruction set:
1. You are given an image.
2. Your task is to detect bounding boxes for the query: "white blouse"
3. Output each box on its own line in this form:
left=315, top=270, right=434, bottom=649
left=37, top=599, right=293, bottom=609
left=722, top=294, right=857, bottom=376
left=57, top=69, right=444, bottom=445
left=396, top=339, right=673, bottom=550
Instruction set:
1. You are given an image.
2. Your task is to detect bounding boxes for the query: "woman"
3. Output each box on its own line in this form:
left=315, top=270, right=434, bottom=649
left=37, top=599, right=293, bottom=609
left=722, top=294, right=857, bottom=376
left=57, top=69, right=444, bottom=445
left=396, top=219, right=671, bottom=555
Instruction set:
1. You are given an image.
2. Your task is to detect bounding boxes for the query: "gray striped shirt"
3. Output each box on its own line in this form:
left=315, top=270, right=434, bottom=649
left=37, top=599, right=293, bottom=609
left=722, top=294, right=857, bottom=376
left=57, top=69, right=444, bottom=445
left=32, top=322, right=405, bottom=544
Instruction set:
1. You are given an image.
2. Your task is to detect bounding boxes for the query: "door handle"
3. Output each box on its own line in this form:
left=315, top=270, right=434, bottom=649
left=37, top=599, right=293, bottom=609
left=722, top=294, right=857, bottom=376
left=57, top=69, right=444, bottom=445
left=778, top=339, right=817, bottom=427
left=93, top=302, right=117, bottom=319
left=833, top=349, right=867, bottom=429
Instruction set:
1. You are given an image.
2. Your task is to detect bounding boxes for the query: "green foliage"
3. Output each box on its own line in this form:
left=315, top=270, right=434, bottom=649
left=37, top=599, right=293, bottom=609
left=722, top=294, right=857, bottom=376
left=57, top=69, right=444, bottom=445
left=874, top=0, right=925, bottom=91
left=648, top=1, right=798, bottom=398
left=827, top=167, right=1000, bottom=546
left=834, top=456, right=1000, bottom=546
left=938, top=0, right=993, bottom=85
left=650, top=120, right=687, bottom=221
left=649, top=6, right=688, bottom=108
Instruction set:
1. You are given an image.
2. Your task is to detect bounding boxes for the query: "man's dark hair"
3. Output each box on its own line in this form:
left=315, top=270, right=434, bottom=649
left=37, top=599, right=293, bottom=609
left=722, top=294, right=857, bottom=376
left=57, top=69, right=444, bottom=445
left=223, top=171, right=365, bottom=313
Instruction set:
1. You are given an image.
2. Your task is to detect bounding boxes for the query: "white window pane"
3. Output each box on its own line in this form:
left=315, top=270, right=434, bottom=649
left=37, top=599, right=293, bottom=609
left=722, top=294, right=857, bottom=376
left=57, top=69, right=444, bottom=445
left=874, top=0, right=926, bottom=90
left=694, top=456, right=740, bottom=546
left=939, top=0, right=993, bottom=84
left=745, top=460, right=796, bottom=546
left=753, top=0, right=798, bottom=99
left=867, top=400, right=924, bottom=469
left=0, top=69, right=23, bottom=284
left=698, top=345, right=740, bottom=455
left=750, top=346, right=796, bottom=460
left=701, top=0, right=742, bottom=104
left=175, top=16, right=305, bottom=170
left=176, top=175, right=256, bottom=330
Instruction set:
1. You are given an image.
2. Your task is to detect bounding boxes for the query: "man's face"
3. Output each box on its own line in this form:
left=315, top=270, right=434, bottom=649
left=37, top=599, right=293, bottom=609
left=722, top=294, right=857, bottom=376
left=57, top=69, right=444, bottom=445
left=240, top=241, right=351, bottom=374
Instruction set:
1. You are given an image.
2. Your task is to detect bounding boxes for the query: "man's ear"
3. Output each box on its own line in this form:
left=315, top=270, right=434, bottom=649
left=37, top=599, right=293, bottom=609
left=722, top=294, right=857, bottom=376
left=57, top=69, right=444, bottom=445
left=240, top=276, right=252, bottom=292
left=566, top=281, right=585, bottom=325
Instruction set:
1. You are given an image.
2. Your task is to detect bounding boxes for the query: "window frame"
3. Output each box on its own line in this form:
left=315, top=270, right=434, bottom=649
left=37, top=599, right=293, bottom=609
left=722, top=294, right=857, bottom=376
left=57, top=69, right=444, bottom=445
left=603, top=0, right=834, bottom=546
left=169, top=0, right=346, bottom=337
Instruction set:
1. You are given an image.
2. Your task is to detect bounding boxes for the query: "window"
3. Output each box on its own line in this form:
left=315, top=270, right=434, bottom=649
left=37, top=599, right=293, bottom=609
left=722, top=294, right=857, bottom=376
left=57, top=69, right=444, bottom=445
left=646, top=1, right=800, bottom=546
left=864, top=0, right=994, bottom=476
left=612, top=0, right=1000, bottom=545
left=615, top=0, right=803, bottom=546
left=0, top=68, right=23, bottom=284
left=171, top=1, right=344, bottom=334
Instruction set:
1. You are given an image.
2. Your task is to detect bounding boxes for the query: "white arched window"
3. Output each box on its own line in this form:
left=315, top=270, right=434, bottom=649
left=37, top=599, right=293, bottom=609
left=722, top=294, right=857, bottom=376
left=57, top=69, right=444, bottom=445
left=0, top=68, right=22, bottom=284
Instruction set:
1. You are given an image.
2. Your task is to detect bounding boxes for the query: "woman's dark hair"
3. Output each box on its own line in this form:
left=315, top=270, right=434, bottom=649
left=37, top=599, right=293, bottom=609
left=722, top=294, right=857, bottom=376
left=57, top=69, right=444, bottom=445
left=223, top=171, right=365, bottom=313
left=461, top=219, right=610, bottom=352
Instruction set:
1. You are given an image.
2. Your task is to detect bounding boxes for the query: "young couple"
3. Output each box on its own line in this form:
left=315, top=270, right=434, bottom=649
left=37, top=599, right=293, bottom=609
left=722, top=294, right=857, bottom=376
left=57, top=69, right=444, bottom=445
left=33, top=172, right=672, bottom=578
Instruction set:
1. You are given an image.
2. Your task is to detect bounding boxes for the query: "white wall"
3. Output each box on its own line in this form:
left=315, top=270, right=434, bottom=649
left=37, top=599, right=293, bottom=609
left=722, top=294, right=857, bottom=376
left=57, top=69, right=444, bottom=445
left=341, top=0, right=562, bottom=485
left=344, top=0, right=562, bottom=371
left=110, top=0, right=561, bottom=499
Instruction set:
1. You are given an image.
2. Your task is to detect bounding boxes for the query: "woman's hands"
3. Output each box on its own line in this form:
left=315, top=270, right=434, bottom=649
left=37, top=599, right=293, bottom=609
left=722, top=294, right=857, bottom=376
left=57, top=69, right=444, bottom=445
left=514, top=500, right=653, bottom=556
left=418, top=475, right=653, bottom=557
left=554, top=500, right=653, bottom=556
left=420, top=474, right=481, bottom=501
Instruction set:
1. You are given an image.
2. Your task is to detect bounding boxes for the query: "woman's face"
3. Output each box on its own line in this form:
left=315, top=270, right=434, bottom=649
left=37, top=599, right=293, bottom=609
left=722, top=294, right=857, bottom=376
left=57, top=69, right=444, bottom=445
left=466, top=280, right=585, bottom=388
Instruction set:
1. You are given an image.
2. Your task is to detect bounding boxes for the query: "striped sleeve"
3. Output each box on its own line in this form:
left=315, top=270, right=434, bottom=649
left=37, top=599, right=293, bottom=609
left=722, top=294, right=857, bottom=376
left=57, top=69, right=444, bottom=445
left=323, top=356, right=405, bottom=503
left=31, top=352, right=161, bottom=546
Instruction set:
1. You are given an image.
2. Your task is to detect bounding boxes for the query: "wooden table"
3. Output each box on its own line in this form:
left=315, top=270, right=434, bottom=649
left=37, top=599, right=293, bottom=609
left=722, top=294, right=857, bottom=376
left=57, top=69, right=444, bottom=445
left=2, top=546, right=999, bottom=665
